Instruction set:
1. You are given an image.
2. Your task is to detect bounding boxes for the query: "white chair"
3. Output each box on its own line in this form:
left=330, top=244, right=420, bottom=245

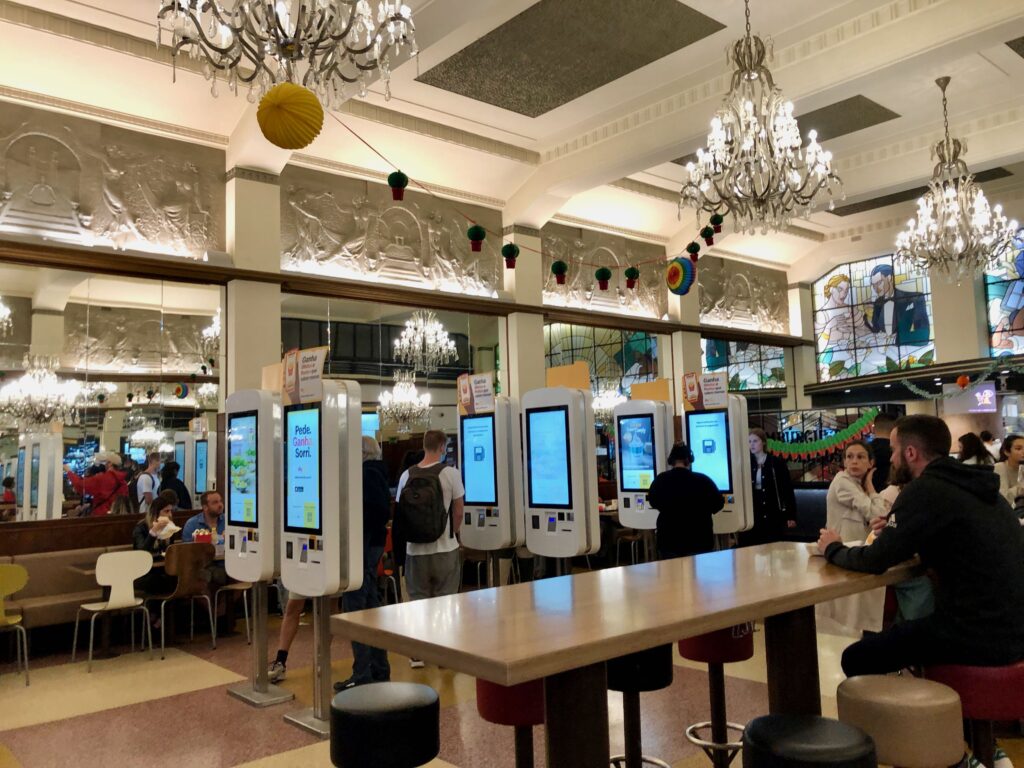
left=72, top=550, right=154, bottom=672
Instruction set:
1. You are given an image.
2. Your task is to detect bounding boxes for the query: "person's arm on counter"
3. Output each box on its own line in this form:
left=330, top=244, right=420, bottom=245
left=818, top=494, right=929, bottom=574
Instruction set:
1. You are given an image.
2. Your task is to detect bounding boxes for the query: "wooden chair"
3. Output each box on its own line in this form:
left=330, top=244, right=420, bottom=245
left=0, top=564, right=29, bottom=685
left=150, top=542, right=216, bottom=659
left=214, top=582, right=252, bottom=643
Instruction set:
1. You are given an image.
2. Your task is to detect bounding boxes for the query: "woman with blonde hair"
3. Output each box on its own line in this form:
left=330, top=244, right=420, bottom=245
left=816, top=273, right=873, bottom=346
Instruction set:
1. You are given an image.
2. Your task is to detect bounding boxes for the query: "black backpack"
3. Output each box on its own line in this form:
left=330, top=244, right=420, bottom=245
left=396, top=463, right=451, bottom=544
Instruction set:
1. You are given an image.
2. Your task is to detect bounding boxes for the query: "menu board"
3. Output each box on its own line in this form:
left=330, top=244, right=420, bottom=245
left=361, top=412, right=379, bottom=438
left=284, top=403, right=322, bottom=534
left=227, top=412, right=258, bottom=527
left=194, top=440, right=208, bottom=494
left=617, top=414, right=657, bottom=492
left=460, top=413, right=497, bottom=507
left=525, top=406, right=573, bottom=509
left=15, top=446, right=24, bottom=504
left=686, top=409, right=732, bottom=493
left=174, top=442, right=186, bottom=472
left=29, top=444, right=40, bottom=509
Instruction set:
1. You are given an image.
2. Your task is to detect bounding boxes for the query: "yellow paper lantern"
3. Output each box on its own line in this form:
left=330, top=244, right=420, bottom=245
left=256, top=82, right=324, bottom=150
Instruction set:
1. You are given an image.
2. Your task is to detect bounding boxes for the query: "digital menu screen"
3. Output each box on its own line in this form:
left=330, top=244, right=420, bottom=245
left=284, top=403, right=322, bottom=534
left=525, top=406, right=572, bottom=509
left=194, top=439, right=208, bottom=494
left=686, top=410, right=732, bottom=493
left=361, top=412, right=379, bottom=438
left=174, top=442, right=186, bottom=473
left=29, top=444, right=40, bottom=508
left=227, top=412, right=258, bottom=527
left=460, top=414, right=497, bottom=507
left=617, top=414, right=657, bottom=492
left=16, top=446, right=24, bottom=503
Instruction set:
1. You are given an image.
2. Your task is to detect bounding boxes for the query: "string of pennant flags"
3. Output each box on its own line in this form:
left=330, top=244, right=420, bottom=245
left=766, top=408, right=880, bottom=460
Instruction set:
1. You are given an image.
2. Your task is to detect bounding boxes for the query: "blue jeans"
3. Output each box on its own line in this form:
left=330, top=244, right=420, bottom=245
left=341, top=543, right=390, bottom=683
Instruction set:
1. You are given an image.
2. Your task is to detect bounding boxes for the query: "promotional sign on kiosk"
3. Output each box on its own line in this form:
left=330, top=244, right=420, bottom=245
left=458, top=395, right=525, bottom=551
left=521, top=387, right=600, bottom=558
left=613, top=400, right=673, bottom=530
left=684, top=393, right=753, bottom=534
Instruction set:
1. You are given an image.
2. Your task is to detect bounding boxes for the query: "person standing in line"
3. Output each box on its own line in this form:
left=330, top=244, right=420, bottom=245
left=647, top=442, right=724, bottom=559
left=159, top=461, right=193, bottom=510
left=738, top=428, right=797, bottom=547
left=136, top=452, right=161, bottom=515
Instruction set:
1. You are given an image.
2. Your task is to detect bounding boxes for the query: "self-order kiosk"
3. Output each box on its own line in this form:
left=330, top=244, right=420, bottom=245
left=172, top=431, right=218, bottom=500
left=458, top=396, right=525, bottom=550
left=613, top=399, right=673, bottom=530
left=684, top=394, right=754, bottom=534
left=521, top=387, right=600, bottom=558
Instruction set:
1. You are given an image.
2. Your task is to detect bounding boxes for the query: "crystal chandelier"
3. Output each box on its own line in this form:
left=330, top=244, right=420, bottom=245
left=199, top=309, right=221, bottom=361
left=679, top=0, right=842, bottom=234
left=0, top=297, right=12, bottom=338
left=131, top=424, right=168, bottom=450
left=393, top=310, right=457, bottom=375
left=377, top=370, right=430, bottom=434
left=0, top=356, right=84, bottom=426
left=591, top=384, right=627, bottom=425
left=895, top=77, right=1020, bottom=283
left=196, top=382, right=219, bottom=408
left=157, top=0, right=417, bottom=103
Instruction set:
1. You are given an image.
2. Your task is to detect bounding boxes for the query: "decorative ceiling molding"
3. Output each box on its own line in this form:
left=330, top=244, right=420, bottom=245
left=549, top=214, right=669, bottom=245
left=502, top=225, right=542, bottom=239
left=226, top=168, right=280, bottom=185
left=609, top=178, right=678, bottom=203
left=782, top=224, right=828, bottom=243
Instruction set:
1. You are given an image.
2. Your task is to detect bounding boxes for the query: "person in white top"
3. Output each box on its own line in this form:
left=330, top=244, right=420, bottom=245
left=136, top=452, right=161, bottom=514
left=981, top=430, right=1002, bottom=462
left=994, top=434, right=1024, bottom=504
left=395, top=430, right=464, bottom=668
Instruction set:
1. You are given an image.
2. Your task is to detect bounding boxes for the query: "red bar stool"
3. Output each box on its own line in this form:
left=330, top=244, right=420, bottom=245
left=476, top=678, right=545, bottom=768
left=678, top=624, right=755, bottom=768
left=926, top=660, right=1024, bottom=768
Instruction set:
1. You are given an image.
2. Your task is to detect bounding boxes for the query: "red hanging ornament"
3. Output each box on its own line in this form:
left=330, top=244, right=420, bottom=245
left=624, top=266, right=640, bottom=289
left=467, top=224, right=486, bottom=252
left=387, top=171, right=409, bottom=201
left=595, top=267, right=613, bottom=291
left=956, top=374, right=970, bottom=389
left=700, top=225, right=715, bottom=246
left=501, top=243, right=519, bottom=269
left=710, top=213, right=724, bottom=234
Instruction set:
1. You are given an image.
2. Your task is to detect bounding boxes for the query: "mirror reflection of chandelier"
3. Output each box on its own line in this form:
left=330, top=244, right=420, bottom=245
left=377, top=370, right=430, bottom=434
left=199, top=309, right=221, bottom=361
left=393, top=310, right=457, bottom=375
left=0, top=297, right=12, bottom=338
left=591, top=384, right=627, bottom=425
left=895, top=77, right=1020, bottom=283
left=679, top=0, right=842, bottom=234
left=157, top=0, right=417, bottom=103
left=131, top=424, right=168, bottom=451
left=0, top=356, right=84, bottom=426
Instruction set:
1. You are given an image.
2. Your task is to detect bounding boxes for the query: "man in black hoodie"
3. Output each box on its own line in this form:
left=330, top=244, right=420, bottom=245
left=818, top=414, right=1024, bottom=677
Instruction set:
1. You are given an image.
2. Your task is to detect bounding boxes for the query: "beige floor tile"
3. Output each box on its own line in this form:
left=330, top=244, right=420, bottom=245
left=0, top=648, right=243, bottom=731
left=0, top=745, right=22, bottom=768
left=233, top=740, right=457, bottom=768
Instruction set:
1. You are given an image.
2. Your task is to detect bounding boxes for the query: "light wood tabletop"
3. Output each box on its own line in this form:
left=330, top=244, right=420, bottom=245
left=331, top=541, right=918, bottom=686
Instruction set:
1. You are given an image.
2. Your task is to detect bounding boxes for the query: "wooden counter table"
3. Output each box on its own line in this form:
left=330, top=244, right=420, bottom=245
left=332, top=542, right=920, bottom=768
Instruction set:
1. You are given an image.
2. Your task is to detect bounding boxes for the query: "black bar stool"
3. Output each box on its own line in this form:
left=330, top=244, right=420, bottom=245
left=607, top=643, right=674, bottom=768
left=330, top=682, right=440, bottom=768
left=742, top=714, right=877, bottom=768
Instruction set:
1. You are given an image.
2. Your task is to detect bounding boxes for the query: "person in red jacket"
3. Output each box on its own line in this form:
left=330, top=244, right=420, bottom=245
left=64, top=452, right=128, bottom=516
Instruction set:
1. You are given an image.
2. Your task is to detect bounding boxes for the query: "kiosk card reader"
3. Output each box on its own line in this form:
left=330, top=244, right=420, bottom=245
left=225, top=390, right=280, bottom=584
left=684, top=394, right=753, bottom=534
left=613, top=400, right=673, bottom=530
left=280, top=380, right=362, bottom=598
left=521, top=387, right=600, bottom=558
left=458, top=396, right=525, bottom=551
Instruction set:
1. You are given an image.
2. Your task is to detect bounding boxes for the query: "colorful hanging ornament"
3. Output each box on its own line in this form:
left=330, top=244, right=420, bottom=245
left=956, top=374, right=970, bottom=389
left=501, top=243, right=520, bottom=269
left=96, top=393, right=106, bottom=404
left=387, top=171, right=409, bottom=201
left=624, top=266, right=640, bottom=290
left=467, top=224, right=486, bottom=252
left=700, top=225, right=716, bottom=246
left=665, top=257, right=696, bottom=296
left=256, top=82, right=324, bottom=150
left=710, top=213, right=724, bottom=234
left=552, top=260, right=569, bottom=285
left=595, top=267, right=613, bottom=291
left=686, top=241, right=701, bottom=263
left=173, top=383, right=190, bottom=399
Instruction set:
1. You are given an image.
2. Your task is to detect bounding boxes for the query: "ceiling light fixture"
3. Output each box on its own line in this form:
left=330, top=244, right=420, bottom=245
left=157, top=0, right=417, bottom=103
left=895, top=77, right=1019, bottom=283
left=0, top=298, right=13, bottom=338
left=393, top=310, right=457, bottom=375
left=679, top=0, right=842, bottom=234
left=377, top=370, right=430, bottom=434
left=591, top=385, right=627, bottom=425
left=131, top=424, right=169, bottom=450
left=0, top=356, right=84, bottom=426
left=200, top=309, right=221, bottom=361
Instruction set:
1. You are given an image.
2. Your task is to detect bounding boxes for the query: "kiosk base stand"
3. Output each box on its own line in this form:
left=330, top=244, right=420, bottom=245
left=283, top=595, right=333, bottom=738
left=228, top=582, right=294, bottom=708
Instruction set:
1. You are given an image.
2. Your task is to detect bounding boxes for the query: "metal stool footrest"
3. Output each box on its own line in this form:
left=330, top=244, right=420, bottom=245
left=685, top=721, right=745, bottom=766
left=610, top=755, right=672, bottom=768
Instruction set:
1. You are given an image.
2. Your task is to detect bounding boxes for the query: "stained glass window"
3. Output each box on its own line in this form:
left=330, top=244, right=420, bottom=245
left=984, top=236, right=1024, bottom=357
left=701, top=338, right=786, bottom=391
left=544, top=323, right=657, bottom=391
left=812, top=254, right=934, bottom=381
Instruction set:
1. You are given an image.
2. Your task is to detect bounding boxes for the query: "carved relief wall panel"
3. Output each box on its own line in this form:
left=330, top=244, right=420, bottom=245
left=541, top=222, right=668, bottom=320
left=0, top=102, right=224, bottom=258
left=697, top=255, right=789, bottom=334
left=0, top=296, right=31, bottom=369
left=280, top=166, right=502, bottom=298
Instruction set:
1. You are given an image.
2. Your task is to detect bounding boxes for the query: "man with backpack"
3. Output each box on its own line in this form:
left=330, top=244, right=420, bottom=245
left=394, top=429, right=464, bottom=668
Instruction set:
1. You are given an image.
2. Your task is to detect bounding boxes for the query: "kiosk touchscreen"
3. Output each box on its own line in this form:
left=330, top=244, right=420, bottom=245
left=613, top=400, right=673, bottom=530
left=521, top=387, right=600, bottom=558
left=15, top=445, right=25, bottom=519
left=195, top=439, right=209, bottom=494
left=29, top=444, right=39, bottom=511
left=458, top=396, right=525, bottom=551
left=684, top=394, right=753, bottom=534
left=280, top=380, right=362, bottom=597
left=225, top=390, right=280, bottom=584
left=174, top=442, right=186, bottom=474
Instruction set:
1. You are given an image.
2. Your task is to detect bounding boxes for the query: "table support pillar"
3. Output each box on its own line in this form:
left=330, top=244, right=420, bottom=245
left=227, top=582, right=294, bottom=707
left=545, top=662, right=609, bottom=768
left=765, top=606, right=821, bottom=715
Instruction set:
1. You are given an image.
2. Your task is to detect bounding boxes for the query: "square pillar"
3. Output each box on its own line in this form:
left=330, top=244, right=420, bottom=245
left=929, top=270, right=987, bottom=363
left=226, top=168, right=281, bottom=274
left=29, top=310, right=64, bottom=358
left=501, top=224, right=543, bottom=306
left=501, top=312, right=546, bottom=400
left=226, top=280, right=281, bottom=395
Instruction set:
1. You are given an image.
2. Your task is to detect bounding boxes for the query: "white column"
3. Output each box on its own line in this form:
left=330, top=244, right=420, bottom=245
left=29, top=310, right=63, bottom=358
left=783, top=284, right=817, bottom=410
left=929, top=271, right=987, bottom=363
left=498, top=223, right=545, bottom=399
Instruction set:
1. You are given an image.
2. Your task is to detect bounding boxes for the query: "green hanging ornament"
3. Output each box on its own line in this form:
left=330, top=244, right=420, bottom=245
left=552, top=260, right=569, bottom=285
left=700, top=225, right=716, bottom=246
left=686, top=241, right=701, bottom=263
left=595, top=267, right=613, bottom=290
left=710, top=213, right=724, bottom=233
left=624, top=266, right=640, bottom=289
left=501, top=242, right=520, bottom=269
left=467, top=224, right=486, bottom=252
left=387, top=170, right=409, bottom=200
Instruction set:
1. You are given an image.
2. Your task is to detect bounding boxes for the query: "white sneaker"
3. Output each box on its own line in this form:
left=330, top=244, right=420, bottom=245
left=409, top=658, right=425, bottom=669
left=268, top=660, right=287, bottom=682
left=994, top=746, right=1013, bottom=768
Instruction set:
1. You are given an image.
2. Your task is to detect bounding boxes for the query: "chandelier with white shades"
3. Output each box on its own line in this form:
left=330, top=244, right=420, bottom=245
left=679, top=0, right=842, bottom=234
left=377, top=370, right=430, bottom=434
left=894, top=76, right=1020, bottom=284
left=393, top=310, right=457, bottom=375
left=0, top=356, right=84, bottom=426
left=156, top=0, right=417, bottom=103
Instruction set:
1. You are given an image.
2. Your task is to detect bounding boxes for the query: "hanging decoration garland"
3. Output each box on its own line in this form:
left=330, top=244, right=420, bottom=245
left=467, top=224, right=486, bottom=252
left=387, top=171, right=409, bottom=201
left=625, top=266, right=640, bottom=289
left=501, top=243, right=519, bottom=269
left=173, top=383, right=190, bottom=399
left=700, top=226, right=716, bottom=246
left=595, top=267, right=613, bottom=290
left=666, top=257, right=696, bottom=296
left=767, top=408, right=879, bottom=460
left=256, top=83, right=324, bottom=150
left=899, top=357, right=1024, bottom=400
left=552, top=260, right=569, bottom=285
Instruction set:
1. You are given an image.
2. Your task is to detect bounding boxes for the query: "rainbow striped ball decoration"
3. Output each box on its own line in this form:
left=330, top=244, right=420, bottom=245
left=665, top=257, right=695, bottom=296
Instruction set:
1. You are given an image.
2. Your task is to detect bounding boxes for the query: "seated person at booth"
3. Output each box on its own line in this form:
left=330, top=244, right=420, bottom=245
left=2, top=476, right=15, bottom=503
left=64, top=451, right=129, bottom=516
left=817, top=415, right=1024, bottom=677
left=647, top=442, right=724, bottom=559
left=182, top=490, right=229, bottom=590
left=159, top=461, right=193, bottom=511
left=132, top=495, right=178, bottom=596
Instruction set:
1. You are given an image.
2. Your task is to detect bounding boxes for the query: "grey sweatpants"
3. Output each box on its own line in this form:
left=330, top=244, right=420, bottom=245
left=405, top=549, right=462, bottom=601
